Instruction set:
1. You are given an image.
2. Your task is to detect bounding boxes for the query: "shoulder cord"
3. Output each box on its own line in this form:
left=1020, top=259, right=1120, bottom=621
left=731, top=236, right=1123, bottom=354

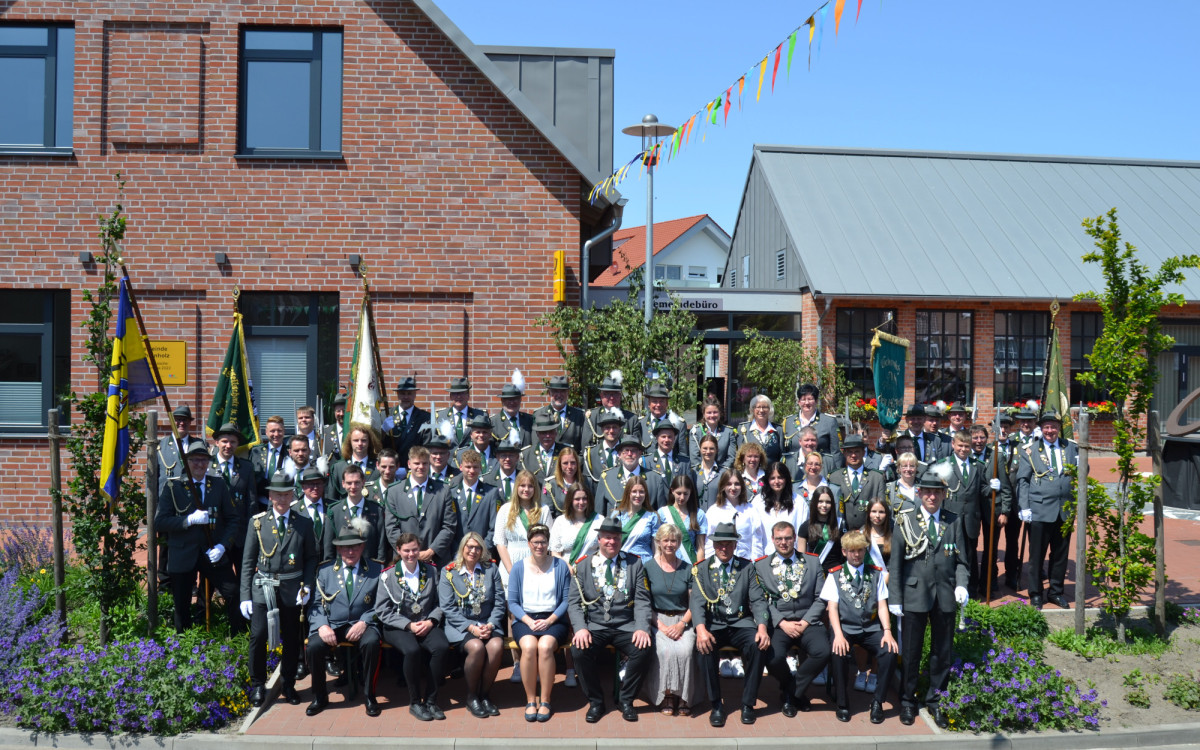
left=692, top=564, right=720, bottom=605
left=570, top=562, right=605, bottom=609
left=252, top=516, right=282, bottom=558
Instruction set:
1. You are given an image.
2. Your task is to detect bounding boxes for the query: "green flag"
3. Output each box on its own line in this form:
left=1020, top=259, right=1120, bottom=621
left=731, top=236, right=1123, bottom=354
left=871, top=330, right=909, bottom=430
left=1044, top=324, right=1074, bottom=440
left=206, top=311, right=261, bottom=453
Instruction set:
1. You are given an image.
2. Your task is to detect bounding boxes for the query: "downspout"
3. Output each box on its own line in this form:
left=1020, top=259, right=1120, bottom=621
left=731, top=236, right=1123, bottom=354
left=814, top=293, right=832, bottom=384
left=581, top=197, right=627, bottom=310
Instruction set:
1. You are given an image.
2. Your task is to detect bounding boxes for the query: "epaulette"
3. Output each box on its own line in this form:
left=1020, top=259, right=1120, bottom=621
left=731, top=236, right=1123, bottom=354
left=828, top=564, right=844, bottom=572
left=317, top=559, right=335, bottom=570
left=382, top=563, right=396, bottom=573
left=868, top=564, right=882, bottom=571
left=444, top=561, right=457, bottom=570
left=804, top=550, right=820, bottom=557
left=585, top=409, right=592, bottom=418
left=371, top=558, right=385, bottom=565
left=574, top=553, right=589, bottom=566
left=754, top=555, right=769, bottom=562
left=251, top=510, right=268, bottom=520
left=897, top=506, right=915, bottom=514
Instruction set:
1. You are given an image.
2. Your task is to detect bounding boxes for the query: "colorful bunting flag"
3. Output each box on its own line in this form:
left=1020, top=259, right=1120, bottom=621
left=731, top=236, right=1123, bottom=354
left=771, top=43, right=782, bottom=91
left=723, top=87, right=731, bottom=125
left=857, top=0, right=864, bottom=22
left=835, top=0, right=845, bottom=35
left=787, top=31, right=797, bottom=77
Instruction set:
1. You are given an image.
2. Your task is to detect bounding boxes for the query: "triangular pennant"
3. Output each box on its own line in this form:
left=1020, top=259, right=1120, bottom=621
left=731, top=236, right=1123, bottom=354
left=723, top=87, right=731, bottom=125
left=818, top=5, right=828, bottom=55
left=710, top=97, right=720, bottom=125
left=835, top=0, right=845, bottom=35
left=685, top=114, right=697, bottom=144
left=737, top=76, right=745, bottom=110
left=771, top=43, right=782, bottom=91
left=857, top=0, right=864, bottom=22
left=756, top=55, right=768, bottom=101
left=808, top=17, right=816, bottom=70
left=787, top=31, right=797, bottom=77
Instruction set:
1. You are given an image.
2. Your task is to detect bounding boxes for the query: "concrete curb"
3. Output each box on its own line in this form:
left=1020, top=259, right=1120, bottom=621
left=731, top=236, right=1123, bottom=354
left=3, top=722, right=1200, bottom=750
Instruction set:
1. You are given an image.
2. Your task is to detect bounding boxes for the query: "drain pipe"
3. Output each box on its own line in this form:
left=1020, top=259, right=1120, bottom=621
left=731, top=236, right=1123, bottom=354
left=581, top=197, right=628, bottom=310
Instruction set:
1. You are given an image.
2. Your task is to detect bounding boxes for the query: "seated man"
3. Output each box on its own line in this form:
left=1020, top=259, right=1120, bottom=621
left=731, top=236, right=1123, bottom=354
left=822, top=530, right=898, bottom=724
left=305, top=518, right=383, bottom=717
left=569, top=517, right=653, bottom=723
left=692, top=522, right=770, bottom=727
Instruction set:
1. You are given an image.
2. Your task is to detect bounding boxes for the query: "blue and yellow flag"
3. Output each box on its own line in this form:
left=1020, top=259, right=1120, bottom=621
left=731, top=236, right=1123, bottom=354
left=100, top=278, right=163, bottom=504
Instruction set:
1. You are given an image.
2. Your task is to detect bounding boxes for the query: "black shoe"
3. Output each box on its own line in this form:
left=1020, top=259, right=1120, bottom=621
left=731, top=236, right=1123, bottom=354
left=709, top=706, right=726, bottom=727
left=365, top=695, right=381, bottom=717
left=281, top=684, right=301, bottom=705
left=740, top=705, right=756, bottom=724
left=899, top=705, right=916, bottom=725
left=836, top=708, right=851, bottom=723
left=1005, top=575, right=1020, bottom=591
left=482, top=697, right=500, bottom=716
left=295, top=661, right=309, bottom=681
left=870, top=701, right=885, bottom=724
left=781, top=701, right=798, bottom=718
left=1030, top=595, right=1044, bottom=610
left=249, top=685, right=265, bottom=707
left=409, top=702, right=433, bottom=722
left=326, top=656, right=342, bottom=678
left=426, top=701, right=446, bottom=720
left=466, top=697, right=490, bottom=718
left=585, top=703, right=605, bottom=723
left=1048, top=594, right=1069, bottom=609
left=620, top=703, right=638, bottom=722
left=932, top=706, right=949, bottom=729
left=796, top=695, right=813, bottom=713
left=306, top=694, right=328, bottom=716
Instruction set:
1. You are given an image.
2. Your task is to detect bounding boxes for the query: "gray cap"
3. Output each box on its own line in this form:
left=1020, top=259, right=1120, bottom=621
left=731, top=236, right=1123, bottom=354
left=449, top=377, right=471, bottom=393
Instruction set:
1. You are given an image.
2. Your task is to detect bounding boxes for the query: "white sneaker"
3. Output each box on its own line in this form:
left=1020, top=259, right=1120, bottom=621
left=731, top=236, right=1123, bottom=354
left=718, top=658, right=733, bottom=678
left=812, top=667, right=827, bottom=686
left=732, top=658, right=745, bottom=678
left=565, top=668, right=577, bottom=687
left=787, top=655, right=799, bottom=674
left=510, top=663, right=522, bottom=683
left=866, top=673, right=878, bottom=693
left=854, top=671, right=868, bottom=692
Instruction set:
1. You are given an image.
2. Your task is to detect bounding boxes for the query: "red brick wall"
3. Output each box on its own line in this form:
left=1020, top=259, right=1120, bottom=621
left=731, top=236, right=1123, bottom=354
left=1, top=1, right=588, bottom=519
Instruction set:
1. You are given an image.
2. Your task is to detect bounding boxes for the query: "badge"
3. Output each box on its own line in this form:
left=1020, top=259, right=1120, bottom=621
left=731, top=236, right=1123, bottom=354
left=411, top=602, right=422, bottom=614
left=288, top=553, right=296, bottom=566
left=364, top=594, right=372, bottom=605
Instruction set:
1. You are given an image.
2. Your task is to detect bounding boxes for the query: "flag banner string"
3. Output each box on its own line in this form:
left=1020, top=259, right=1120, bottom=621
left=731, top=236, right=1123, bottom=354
left=588, top=0, right=875, bottom=204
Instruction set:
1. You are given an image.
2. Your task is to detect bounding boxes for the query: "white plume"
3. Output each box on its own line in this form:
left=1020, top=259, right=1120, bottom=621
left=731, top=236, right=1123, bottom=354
left=437, top=418, right=456, bottom=442
left=316, top=455, right=329, bottom=475
left=610, top=369, right=623, bottom=386
left=501, top=429, right=522, bottom=449
left=606, top=406, right=623, bottom=419
left=511, top=368, right=526, bottom=394
left=347, top=516, right=371, bottom=537
left=934, top=400, right=947, bottom=414
left=930, top=461, right=954, bottom=483
left=667, top=411, right=686, bottom=432
left=1026, top=399, right=1040, bottom=411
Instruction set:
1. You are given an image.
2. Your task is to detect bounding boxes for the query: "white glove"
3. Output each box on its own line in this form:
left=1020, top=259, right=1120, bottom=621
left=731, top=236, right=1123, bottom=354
left=1019, top=509, right=1032, bottom=523
left=186, top=509, right=210, bottom=526
left=954, top=586, right=969, bottom=605
left=382, top=415, right=395, bottom=431
left=296, top=585, right=311, bottom=606
left=889, top=604, right=903, bottom=618
left=239, top=600, right=254, bottom=619
left=879, top=454, right=895, bottom=470
left=989, top=478, right=1002, bottom=491
left=205, top=544, right=225, bottom=564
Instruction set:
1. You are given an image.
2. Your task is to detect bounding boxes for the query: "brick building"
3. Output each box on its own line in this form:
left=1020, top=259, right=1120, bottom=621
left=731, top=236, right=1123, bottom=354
left=0, top=0, right=622, bottom=521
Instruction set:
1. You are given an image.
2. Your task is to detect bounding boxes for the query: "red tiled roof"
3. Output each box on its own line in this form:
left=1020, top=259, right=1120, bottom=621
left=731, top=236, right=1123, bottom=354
left=592, top=214, right=708, bottom=286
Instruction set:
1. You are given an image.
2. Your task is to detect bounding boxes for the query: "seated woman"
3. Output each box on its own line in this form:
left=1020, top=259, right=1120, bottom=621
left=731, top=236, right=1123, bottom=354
left=613, top=475, right=662, bottom=561
left=643, top=524, right=698, bottom=716
left=543, top=448, right=590, bottom=517
left=438, top=531, right=507, bottom=719
left=797, top=485, right=844, bottom=572
left=376, top=533, right=449, bottom=722
left=657, top=475, right=708, bottom=565
left=507, top=524, right=571, bottom=723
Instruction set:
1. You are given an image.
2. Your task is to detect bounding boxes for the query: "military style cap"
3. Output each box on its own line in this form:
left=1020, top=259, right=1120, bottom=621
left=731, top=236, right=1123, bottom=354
left=947, top=404, right=969, bottom=415
left=499, top=384, right=523, bottom=399
left=396, top=376, right=419, bottom=392
left=616, top=435, right=643, bottom=452
left=597, top=517, right=623, bottom=535
left=917, top=471, right=948, bottom=490
left=644, top=382, right=670, bottom=399
left=1039, top=409, right=1062, bottom=425
left=332, top=528, right=366, bottom=547
left=332, top=393, right=347, bottom=408
left=547, top=376, right=570, bottom=391
left=999, top=412, right=1015, bottom=425
left=533, top=413, right=559, bottom=432
left=172, top=405, right=193, bottom=420
left=841, top=434, right=866, bottom=450
left=449, top=377, right=471, bottom=393
left=266, top=471, right=294, bottom=493
left=599, top=372, right=624, bottom=392
left=212, top=422, right=244, bottom=442
left=466, top=413, right=493, bottom=431
left=495, top=439, right=522, bottom=454
left=598, top=409, right=625, bottom=426
left=652, top=418, right=680, bottom=434
left=709, top=522, right=740, bottom=542
left=183, top=441, right=210, bottom=458
left=299, top=467, right=325, bottom=484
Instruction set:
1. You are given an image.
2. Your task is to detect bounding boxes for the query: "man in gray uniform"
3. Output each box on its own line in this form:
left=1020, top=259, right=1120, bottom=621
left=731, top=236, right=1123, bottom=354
left=1016, top=408, right=1078, bottom=609
left=383, top=446, right=457, bottom=567
left=492, top=379, right=533, bottom=449
left=584, top=371, right=639, bottom=446
left=593, top=435, right=667, bottom=515
left=384, top=377, right=430, bottom=468
left=828, top=435, right=887, bottom=531
left=433, top=377, right=486, bottom=449
left=583, top=408, right=625, bottom=483
left=532, top=375, right=585, bottom=452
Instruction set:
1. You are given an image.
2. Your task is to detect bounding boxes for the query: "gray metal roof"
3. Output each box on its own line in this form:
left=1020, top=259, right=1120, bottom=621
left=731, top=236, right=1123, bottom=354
left=748, top=145, right=1200, bottom=299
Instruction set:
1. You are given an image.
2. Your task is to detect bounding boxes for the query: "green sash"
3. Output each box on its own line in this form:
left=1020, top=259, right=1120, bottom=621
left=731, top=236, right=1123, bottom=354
left=569, top=513, right=598, bottom=562
left=621, top=509, right=648, bottom=544
left=667, top=506, right=697, bottom=562
left=519, top=506, right=533, bottom=534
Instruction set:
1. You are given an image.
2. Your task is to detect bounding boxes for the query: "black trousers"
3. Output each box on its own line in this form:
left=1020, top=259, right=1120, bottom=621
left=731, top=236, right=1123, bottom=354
left=900, top=609, right=954, bottom=708
left=168, top=556, right=241, bottom=633
left=307, top=623, right=382, bottom=696
left=572, top=628, right=652, bottom=709
left=977, top=515, right=1005, bottom=595
left=698, top=627, right=765, bottom=709
left=1027, top=519, right=1071, bottom=599
left=963, top=533, right=980, bottom=597
left=381, top=625, right=449, bottom=703
left=1003, top=516, right=1025, bottom=584
left=833, top=629, right=896, bottom=708
left=764, top=623, right=830, bottom=702
left=249, top=602, right=302, bottom=688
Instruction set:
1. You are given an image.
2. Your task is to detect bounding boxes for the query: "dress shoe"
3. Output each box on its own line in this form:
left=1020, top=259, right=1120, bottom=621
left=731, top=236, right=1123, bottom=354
left=306, top=694, right=328, bottom=716
left=466, top=697, right=490, bottom=718
left=249, top=685, right=265, bottom=707
left=1030, top=595, right=1044, bottom=610
left=899, top=705, right=916, bottom=725
left=796, top=695, right=812, bottom=713
left=870, top=701, right=885, bottom=724
left=709, top=706, right=726, bottom=727
left=426, top=701, right=446, bottom=720
left=326, top=655, right=343, bottom=678
left=281, top=684, right=301, bottom=705
left=932, top=705, right=949, bottom=729
left=585, top=703, right=605, bottom=723
left=781, top=701, right=798, bottom=718
left=836, top=707, right=851, bottom=723
left=409, top=702, right=433, bottom=722
left=482, top=697, right=500, bottom=716
left=364, top=695, right=381, bottom=717
left=295, top=662, right=309, bottom=681
left=740, top=705, right=756, bottom=725
left=1048, top=594, right=1068, bottom=609
left=620, top=703, right=638, bottom=722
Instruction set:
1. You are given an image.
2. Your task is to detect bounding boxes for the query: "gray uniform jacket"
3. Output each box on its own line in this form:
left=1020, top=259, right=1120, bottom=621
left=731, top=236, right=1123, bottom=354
left=1016, top=439, right=1079, bottom=523
left=931, top=456, right=985, bottom=539
left=386, top=406, right=431, bottom=460
left=735, top=421, right=784, bottom=464
left=375, top=562, right=443, bottom=630
left=308, top=558, right=382, bottom=633
left=827, top=467, right=887, bottom=532
left=156, top=434, right=198, bottom=492
left=637, top=415, right=690, bottom=461
left=687, top=424, right=736, bottom=472
left=642, top=450, right=689, bottom=484
left=433, top=407, right=488, bottom=449
left=592, top=466, right=668, bottom=516
left=325, top=457, right=376, bottom=503
left=249, top=443, right=287, bottom=501
left=323, top=497, right=390, bottom=566
left=157, top=474, right=240, bottom=573
left=532, top=404, right=586, bottom=452
left=438, top=562, right=506, bottom=642
left=754, top=551, right=826, bottom=627
left=447, top=481, right=501, bottom=555
left=691, top=464, right=723, bottom=509
left=583, top=442, right=620, bottom=484
left=453, top=444, right=498, bottom=475
left=382, top=478, right=457, bottom=566
left=782, top=412, right=841, bottom=457
left=289, top=498, right=331, bottom=561
left=519, top=442, right=570, bottom=482
left=567, top=551, right=651, bottom=634
left=491, top=410, right=533, bottom=449
left=690, top=555, right=769, bottom=631
left=240, top=509, right=319, bottom=605
left=584, top=406, right=639, bottom=446
left=887, top=506, right=970, bottom=614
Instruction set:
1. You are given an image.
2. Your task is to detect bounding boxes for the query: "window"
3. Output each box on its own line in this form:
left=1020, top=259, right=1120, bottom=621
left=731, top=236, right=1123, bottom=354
left=242, top=293, right=339, bottom=433
left=836, top=308, right=895, bottom=398
left=0, top=291, right=70, bottom=430
left=1071, top=311, right=1106, bottom=404
left=653, top=265, right=681, bottom=281
left=0, top=25, right=73, bottom=152
left=994, top=311, right=1049, bottom=405
left=239, top=28, right=342, bottom=156
left=687, top=265, right=707, bottom=280
left=915, top=311, right=973, bottom=404
left=741, top=256, right=749, bottom=288
left=775, top=250, right=786, bottom=280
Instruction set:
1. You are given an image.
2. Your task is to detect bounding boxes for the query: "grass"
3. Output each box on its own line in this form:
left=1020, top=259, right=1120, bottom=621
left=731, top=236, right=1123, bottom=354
left=1048, top=625, right=1172, bottom=659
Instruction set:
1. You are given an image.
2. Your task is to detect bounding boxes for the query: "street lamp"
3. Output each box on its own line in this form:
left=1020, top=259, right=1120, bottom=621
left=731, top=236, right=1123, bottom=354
left=621, top=114, right=676, bottom=324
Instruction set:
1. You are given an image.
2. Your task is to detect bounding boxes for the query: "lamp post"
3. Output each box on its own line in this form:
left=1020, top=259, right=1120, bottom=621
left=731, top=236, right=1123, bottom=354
left=621, top=114, right=676, bottom=325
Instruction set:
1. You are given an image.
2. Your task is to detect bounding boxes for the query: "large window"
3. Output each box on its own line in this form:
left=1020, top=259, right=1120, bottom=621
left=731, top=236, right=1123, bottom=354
left=239, top=28, right=342, bottom=156
left=0, top=25, right=73, bottom=152
left=994, top=311, right=1049, bottom=405
left=1071, top=311, right=1106, bottom=404
left=0, top=291, right=70, bottom=430
left=915, top=310, right=973, bottom=404
left=836, top=308, right=895, bottom=398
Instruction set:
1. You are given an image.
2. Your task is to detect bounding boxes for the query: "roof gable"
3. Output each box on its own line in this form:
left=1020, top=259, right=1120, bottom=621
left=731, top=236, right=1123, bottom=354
left=594, top=214, right=718, bottom=285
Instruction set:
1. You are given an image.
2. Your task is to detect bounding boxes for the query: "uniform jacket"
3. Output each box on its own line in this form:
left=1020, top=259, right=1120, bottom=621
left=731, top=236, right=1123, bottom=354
left=157, top=473, right=240, bottom=573
left=636, top=415, right=690, bottom=461
left=453, top=444, right=498, bottom=475
left=491, top=410, right=533, bottom=449
left=888, top=506, right=970, bottom=614
left=289, top=497, right=332, bottom=559
left=735, top=420, right=784, bottom=464
left=323, top=497, right=391, bottom=566
left=931, top=455, right=985, bottom=538
left=753, top=550, right=826, bottom=627
left=690, top=554, right=769, bottom=631
left=593, top=466, right=668, bottom=516
left=584, top=406, right=639, bottom=446
left=567, top=551, right=651, bottom=634
left=782, top=412, right=841, bottom=457
left=642, top=450, right=689, bottom=484
left=240, top=509, right=319, bottom=605
left=827, top=466, right=887, bottom=532
left=385, top=405, right=431, bottom=460
left=382, top=477, right=457, bottom=566
left=687, top=424, right=736, bottom=472
left=433, top=406, right=487, bottom=449
left=1016, top=438, right=1079, bottom=523
left=971, top=447, right=1014, bottom=518
left=156, top=434, right=198, bottom=492
left=325, top=457, right=377, bottom=503
left=447, top=481, right=501, bottom=553
left=532, top=404, right=586, bottom=452
left=249, top=442, right=288, bottom=500
left=519, top=442, right=570, bottom=482
left=308, top=558, right=382, bottom=633
left=211, top=455, right=255, bottom=524
left=375, top=562, right=443, bottom=630
left=691, top=463, right=723, bottom=509
left=438, top=561, right=506, bottom=642
left=583, top=442, right=621, bottom=484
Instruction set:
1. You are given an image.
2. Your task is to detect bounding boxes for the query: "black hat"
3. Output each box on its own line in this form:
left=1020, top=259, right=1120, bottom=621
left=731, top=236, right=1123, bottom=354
left=906, top=404, right=926, bottom=418
left=925, top=405, right=943, bottom=418
left=265, top=471, right=294, bottom=493
left=212, top=422, right=244, bottom=442
left=499, top=384, right=523, bottom=399
left=1039, top=409, right=1062, bottom=425
left=841, top=434, right=866, bottom=450
left=172, top=405, right=193, bottom=420
left=652, top=417, right=680, bottom=434
left=709, top=522, right=740, bottom=542
left=644, top=382, right=670, bottom=399
left=999, top=412, right=1015, bottom=425
left=495, top=439, right=522, bottom=454
left=425, top=434, right=452, bottom=450
left=332, top=520, right=367, bottom=547
left=449, top=377, right=471, bottom=393
left=917, top=471, right=948, bottom=490
left=599, top=371, right=624, bottom=392
left=183, top=441, right=210, bottom=458
left=298, top=467, right=325, bottom=484
left=1015, top=408, right=1037, bottom=421
left=396, top=376, right=419, bottom=392
left=466, top=414, right=493, bottom=431
left=615, top=435, right=643, bottom=452
left=597, top=517, right=623, bottom=535
left=547, top=376, right=570, bottom=391
left=598, top=408, right=625, bottom=426
left=947, top=404, right=969, bottom=415
left=533, top=413, right=559, bottom=432
left=332, top=393, right=348, bottom=408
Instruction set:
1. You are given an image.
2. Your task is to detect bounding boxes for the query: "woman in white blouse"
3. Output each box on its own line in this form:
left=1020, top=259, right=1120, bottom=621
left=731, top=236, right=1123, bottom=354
left=751, top=462, right=806, bottom=559
left=494, top=470, right=554, bottom=588
left=884, top=452, right=920, bottom=512
left=703, top=469, right=762, bottom=560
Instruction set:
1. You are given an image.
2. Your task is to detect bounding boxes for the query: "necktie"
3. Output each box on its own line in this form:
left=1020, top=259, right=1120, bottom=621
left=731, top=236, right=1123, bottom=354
left=504, top=477, right=513, bottom=501
left=663, top=456, right=673, bottom=481
left=783, top=556, right=794, bottom=567
left=276, top=515, right=286, bottom=537
left=346, top=567, right=355, bottom=599
left=722, top=564, right=732, bottom=587
left=560, top=411, right=567, bottom=430
left=399, top=411, right=407, bottom=432
left=605, top=558, right=615, bottom=585
left=606, top=449, right=614, bottom=468
left=851, top=471, right=860, bottom=493
left=222, top=461, right=231, bottom=482
left=961, top=459, right=970, bottom=480
left=311, top=504, right=323, bottom=539
left=455, top=413, right=464, bottom=442
left=416, top=486, right=424, bottom=513
left=268, top=449, right=278, bottom=477
left=927, top=514, right=939, bottom=546
left=1050, top=445, right=1060, bottom=474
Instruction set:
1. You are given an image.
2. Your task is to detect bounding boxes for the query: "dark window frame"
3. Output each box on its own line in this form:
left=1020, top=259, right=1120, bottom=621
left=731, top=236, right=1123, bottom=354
left=0, top=290, right=71, bottom=432
left=915, top=309, right=973, bottom=404
left=994, top=310, right=1049, bottom=406
left=1070, top=311, right=1107, bottom=404
left=835, top=308, right=896, bottom=399
left=0, top=23, right=74, bottom=154
left=237, top=26, right=343, bottom=158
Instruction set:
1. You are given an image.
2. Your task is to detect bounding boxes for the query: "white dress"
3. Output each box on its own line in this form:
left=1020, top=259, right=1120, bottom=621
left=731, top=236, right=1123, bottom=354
left=549, top=514, right=602, bottom=562
left=703, top=501, right=761, bottom=560
left=493, top=503, right=552, bottom=588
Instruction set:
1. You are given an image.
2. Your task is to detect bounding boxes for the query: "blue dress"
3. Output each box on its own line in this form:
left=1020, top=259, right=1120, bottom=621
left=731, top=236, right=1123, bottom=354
left=615, top=509, right=661, bottom=561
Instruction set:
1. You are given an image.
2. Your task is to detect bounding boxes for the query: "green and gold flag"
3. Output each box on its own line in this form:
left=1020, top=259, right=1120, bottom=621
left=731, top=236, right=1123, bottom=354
left=206, top=311, right=261, bottom=453
left=871, top=330, right=910, bottom=430
left=1044, top=322, right=1074, bottom=440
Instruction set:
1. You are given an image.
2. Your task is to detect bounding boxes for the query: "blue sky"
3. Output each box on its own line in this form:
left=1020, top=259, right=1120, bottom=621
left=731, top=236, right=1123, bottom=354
left=441, top=0, right=1200, bottom=234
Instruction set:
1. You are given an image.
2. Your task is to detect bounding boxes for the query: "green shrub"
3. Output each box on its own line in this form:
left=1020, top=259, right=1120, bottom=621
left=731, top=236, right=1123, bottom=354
left=1048, top=626, right=1170, bottom=658
left=961, top=599, right=1049, bottom=660
left=1164, top=674, right=1200, bottom=710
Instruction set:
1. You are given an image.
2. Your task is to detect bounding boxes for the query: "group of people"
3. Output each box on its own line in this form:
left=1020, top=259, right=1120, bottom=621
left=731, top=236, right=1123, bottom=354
left=155, top=373, right=1078, bottom=727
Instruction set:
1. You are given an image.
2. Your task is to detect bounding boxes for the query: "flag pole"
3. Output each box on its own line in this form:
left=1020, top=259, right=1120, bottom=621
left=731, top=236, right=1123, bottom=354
left=361, top=263, right=391, bottom=415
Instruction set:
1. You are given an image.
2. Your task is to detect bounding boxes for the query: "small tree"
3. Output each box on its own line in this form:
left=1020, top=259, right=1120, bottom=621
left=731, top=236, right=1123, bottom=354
left=736, top=328, right=865, bottom=420
left=51, top=175, right=147, bottom=644
left=535, top=271, right=706, bottom=416
left=1074, top=207, right=1200, bottom=639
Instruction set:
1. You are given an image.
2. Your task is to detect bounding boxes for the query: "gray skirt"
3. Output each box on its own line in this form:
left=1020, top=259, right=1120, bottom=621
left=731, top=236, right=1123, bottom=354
left=642, top=612, right=698, bottom=706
